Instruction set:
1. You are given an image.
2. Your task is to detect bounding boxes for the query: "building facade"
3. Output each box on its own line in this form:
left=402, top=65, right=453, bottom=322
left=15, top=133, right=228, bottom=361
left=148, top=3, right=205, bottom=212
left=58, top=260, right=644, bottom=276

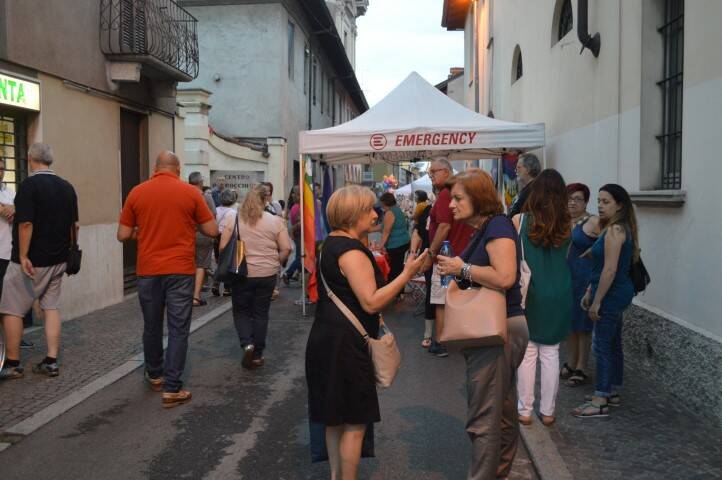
left=0, top=0, right=198, bottom=317
left=178, top=0, right=369, bottom=196
left=443, top=0, right=722, bottom=423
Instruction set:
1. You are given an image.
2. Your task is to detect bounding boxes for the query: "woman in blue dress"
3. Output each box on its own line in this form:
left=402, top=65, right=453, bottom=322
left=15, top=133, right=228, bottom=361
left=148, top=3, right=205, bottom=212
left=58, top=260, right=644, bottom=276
left=573, top=184, right=638, bottom=418
left=562, top=183, right=600, bottom=387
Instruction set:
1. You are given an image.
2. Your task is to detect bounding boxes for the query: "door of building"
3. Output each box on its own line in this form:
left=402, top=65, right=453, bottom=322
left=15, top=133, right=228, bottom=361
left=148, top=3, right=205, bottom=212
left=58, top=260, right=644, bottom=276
left=120, top=109, right=145, bottom=293
left=0, top=110, right=28, bottom=193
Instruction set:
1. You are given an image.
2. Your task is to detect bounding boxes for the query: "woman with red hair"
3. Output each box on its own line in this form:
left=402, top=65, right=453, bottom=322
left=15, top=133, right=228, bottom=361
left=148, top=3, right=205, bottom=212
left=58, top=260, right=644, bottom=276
left=513, top=169, right=572, bottom=427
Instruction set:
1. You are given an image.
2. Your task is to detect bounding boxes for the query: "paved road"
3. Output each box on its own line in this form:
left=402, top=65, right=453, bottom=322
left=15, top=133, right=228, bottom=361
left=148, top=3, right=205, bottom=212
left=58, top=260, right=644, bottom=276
left=0, top=292, right=537, bottom=479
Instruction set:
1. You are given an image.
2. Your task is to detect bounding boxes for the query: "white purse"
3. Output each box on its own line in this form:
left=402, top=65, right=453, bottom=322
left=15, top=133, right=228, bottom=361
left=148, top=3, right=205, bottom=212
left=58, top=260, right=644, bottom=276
left=517, top=213, right=532, bottom=309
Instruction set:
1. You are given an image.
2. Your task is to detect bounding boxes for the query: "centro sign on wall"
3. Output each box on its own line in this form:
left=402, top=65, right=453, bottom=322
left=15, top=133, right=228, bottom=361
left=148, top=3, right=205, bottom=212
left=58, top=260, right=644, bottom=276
left=0, top=73, right=40, bottom=111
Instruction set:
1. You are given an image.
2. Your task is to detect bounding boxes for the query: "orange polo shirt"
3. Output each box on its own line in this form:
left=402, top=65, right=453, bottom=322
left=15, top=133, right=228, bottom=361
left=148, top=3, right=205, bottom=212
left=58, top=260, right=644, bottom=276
left=119, top=172, right=214, bottom=276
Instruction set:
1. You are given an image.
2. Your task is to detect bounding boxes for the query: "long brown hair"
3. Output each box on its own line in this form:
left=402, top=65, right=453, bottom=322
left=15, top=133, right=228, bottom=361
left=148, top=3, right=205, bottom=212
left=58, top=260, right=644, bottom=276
left=523, top=169, right=571, bottom=248
left=599, top=184, right=640, bottom=261
left=239, top=185, right=266, bottom=227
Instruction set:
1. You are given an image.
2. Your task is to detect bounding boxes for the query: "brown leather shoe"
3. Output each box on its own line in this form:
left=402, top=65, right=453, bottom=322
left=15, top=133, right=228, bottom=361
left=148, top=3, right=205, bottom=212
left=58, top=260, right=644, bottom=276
left=145, top=371, right=163, bottom=392
left=251, top=358, right=265, bottom=367
left=518, top=415, right=533, bottom=426
left=162, top=389, right=192, bottom=408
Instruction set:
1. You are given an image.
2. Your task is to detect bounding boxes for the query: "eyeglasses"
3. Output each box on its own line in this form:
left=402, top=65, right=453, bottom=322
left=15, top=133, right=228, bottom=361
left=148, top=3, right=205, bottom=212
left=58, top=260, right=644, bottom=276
left=428, top=168, right=449, bottom=176
left=568, top=197, right=586, bottom=204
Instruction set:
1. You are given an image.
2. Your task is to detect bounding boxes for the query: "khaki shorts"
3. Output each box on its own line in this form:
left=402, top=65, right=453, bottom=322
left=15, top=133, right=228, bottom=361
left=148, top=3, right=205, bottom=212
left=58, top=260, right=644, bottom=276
left=0, top=261, right=66, bottom=316
left=430, top=263, right=446, bottom=305
left=195, top=234, right=214, bottom=269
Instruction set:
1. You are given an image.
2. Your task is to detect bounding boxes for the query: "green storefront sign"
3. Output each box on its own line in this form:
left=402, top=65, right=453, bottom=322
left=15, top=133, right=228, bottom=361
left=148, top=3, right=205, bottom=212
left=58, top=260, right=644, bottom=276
left=0, top=73, right=40, bottom=111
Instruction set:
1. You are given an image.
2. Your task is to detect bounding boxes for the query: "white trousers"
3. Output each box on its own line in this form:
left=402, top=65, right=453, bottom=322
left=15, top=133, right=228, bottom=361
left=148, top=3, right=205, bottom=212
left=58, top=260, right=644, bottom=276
left=516, top=341, right=560, bottom=417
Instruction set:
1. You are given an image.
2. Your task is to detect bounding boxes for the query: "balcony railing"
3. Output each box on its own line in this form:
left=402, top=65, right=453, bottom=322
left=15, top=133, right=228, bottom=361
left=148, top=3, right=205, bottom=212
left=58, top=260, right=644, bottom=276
left=100, top=0, right=199, bottom=82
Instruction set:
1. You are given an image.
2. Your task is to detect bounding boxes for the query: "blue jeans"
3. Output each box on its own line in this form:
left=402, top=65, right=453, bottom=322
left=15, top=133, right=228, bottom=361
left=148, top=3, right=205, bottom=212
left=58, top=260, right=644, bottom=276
left=285, top=237, right=302, bottom=277
left=137, top=274, right=194, bottom=393
left=593, top=310, right=624, bottom=397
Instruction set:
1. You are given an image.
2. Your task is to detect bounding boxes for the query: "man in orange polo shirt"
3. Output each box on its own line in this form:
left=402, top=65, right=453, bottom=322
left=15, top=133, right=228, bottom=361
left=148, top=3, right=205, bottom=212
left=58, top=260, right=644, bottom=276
left=117, top=151, right=217, bottom=408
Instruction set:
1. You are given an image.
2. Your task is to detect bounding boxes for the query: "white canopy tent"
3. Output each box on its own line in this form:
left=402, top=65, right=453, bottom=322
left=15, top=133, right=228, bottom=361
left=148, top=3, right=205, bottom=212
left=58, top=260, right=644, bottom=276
left=299, top=71, right=545, bottom=164
left=295, top=72, right=545, bottom=314
left=395, top=174, right=433, bottom=196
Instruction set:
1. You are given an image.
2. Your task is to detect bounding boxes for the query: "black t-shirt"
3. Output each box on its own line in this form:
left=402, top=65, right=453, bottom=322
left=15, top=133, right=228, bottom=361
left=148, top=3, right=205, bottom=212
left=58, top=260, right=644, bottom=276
left=507, top=183, right=531, bottom=218
left=12, top=171, right=79, bottom=267
left=459, top=215, right=523, bottom=317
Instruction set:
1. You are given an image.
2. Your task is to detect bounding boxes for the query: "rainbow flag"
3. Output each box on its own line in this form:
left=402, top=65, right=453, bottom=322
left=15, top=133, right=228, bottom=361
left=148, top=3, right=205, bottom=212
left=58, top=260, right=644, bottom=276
left=302, top=157, right=318, bottom=302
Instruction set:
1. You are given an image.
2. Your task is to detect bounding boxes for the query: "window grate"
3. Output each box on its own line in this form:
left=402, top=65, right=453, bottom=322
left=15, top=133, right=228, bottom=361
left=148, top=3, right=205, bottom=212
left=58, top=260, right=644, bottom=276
left=0, top=115, right=28, bottom=193
left=558, top=0, right=573, bottom=41
left=656, top=0, right=684, bottom=190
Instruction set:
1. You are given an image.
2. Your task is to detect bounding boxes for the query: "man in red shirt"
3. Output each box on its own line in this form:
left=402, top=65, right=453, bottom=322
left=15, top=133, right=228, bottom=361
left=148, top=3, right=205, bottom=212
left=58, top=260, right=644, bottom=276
left=423, top=158, right=475, bottom=357
left=117, top=151, right=217, bottom=408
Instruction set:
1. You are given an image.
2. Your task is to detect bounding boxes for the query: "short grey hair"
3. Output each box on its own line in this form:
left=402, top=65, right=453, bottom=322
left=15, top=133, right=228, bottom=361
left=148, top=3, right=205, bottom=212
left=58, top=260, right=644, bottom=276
left=519, top=153, right=541, bottom=178
left=431, top=157, right=452, bottom=172
left=220, top=188, right=237, bottom=206
left=28, top=143, right=54, bottom=166
left=188, top=171, right=204, bottom=186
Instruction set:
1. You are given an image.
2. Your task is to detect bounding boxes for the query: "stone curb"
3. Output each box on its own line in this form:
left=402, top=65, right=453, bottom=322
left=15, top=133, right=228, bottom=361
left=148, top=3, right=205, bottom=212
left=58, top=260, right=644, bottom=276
left=519, top=421, right=574, bottom=480
left=1, top=301, right=232, bottom=441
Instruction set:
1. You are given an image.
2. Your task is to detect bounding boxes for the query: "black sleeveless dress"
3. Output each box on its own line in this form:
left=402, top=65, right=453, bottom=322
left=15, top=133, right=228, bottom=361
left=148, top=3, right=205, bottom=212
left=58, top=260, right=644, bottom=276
left=306, top=236, right=385, bottom=426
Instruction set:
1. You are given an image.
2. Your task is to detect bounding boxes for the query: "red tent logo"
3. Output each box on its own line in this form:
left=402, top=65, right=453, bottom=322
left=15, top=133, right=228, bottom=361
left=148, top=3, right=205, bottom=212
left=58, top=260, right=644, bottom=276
left=370, top=134, right=387, bottom=150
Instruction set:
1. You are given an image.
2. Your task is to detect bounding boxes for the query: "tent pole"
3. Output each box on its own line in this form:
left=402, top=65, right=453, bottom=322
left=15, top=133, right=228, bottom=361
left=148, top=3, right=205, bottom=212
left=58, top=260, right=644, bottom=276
left=299, top=154, right=306, bottom=317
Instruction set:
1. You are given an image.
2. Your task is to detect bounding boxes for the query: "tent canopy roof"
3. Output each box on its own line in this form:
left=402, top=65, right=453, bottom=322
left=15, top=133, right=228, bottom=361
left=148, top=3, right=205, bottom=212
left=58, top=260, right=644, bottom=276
left=299, top=72, right=545, bottom=165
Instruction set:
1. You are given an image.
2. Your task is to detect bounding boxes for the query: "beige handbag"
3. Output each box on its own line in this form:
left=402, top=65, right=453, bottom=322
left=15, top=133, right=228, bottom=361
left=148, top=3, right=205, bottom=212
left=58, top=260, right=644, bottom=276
left=318, top=252, right=401, bottom=389
left=441, top=281, right=508, bottom=348
left=439, top=221, right=508, bottom=349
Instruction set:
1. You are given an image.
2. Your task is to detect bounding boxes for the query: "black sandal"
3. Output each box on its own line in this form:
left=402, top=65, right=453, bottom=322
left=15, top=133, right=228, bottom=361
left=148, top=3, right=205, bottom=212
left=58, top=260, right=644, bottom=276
left=566, top=370, right=588, bottom=387
left=560, top=363, right=574, bottom=380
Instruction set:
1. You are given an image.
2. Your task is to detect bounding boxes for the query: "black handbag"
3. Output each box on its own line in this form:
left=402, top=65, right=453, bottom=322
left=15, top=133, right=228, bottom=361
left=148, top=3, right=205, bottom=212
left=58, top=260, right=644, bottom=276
left=213, top=217, right=247, bottom=282
left=66, top=226, right=82, bottom=276
left=631, top=256, right=650, bottom=295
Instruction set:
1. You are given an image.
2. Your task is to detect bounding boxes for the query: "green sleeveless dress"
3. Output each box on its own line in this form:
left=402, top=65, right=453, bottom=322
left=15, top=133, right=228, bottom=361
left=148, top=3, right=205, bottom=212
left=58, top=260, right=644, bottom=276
left=520, top=214, right=572, bottom=345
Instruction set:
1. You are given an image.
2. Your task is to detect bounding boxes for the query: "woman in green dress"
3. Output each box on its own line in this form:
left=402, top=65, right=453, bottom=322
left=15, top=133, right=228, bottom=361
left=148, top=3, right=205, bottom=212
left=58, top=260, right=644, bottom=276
left=512, top=169, right=572, bottom=426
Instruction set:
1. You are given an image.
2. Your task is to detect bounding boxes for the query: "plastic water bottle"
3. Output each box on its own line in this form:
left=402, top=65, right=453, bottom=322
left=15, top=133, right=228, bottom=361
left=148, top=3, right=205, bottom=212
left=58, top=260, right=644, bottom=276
left=439, top=240, right=454, bottom=288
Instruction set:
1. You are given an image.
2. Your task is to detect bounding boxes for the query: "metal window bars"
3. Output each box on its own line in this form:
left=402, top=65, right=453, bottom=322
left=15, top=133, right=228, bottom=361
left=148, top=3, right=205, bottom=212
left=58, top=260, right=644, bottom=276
left=656, top=0, right=684, bottom=190
left=100, top=0, right=199, bottom=82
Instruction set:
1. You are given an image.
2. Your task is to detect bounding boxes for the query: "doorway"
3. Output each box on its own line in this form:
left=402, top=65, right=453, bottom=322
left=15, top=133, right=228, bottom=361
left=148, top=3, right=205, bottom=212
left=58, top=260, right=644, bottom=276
left=120, top=109, right=147, bottom=293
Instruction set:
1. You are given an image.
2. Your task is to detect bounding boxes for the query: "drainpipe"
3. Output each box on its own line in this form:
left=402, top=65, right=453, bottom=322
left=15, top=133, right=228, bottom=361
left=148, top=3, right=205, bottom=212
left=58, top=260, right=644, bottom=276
left=577, top=0, right=601, bottom=57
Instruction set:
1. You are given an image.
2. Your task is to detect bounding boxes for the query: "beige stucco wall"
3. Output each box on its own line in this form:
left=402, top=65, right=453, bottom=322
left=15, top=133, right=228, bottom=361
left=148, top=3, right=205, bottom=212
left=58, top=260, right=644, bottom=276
left=467, top=0, right=722, bottom=339
left=148, top=112, right=175, bottom=177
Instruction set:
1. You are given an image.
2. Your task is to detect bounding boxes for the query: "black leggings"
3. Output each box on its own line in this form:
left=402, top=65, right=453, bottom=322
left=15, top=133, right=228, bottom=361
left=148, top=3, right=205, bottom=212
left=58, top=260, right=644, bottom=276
left=386, top=243, right=409, bottom=286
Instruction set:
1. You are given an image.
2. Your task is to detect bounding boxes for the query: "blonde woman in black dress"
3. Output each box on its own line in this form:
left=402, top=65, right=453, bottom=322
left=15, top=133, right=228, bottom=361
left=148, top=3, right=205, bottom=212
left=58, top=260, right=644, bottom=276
left=306, top=185, right=427, bottom=480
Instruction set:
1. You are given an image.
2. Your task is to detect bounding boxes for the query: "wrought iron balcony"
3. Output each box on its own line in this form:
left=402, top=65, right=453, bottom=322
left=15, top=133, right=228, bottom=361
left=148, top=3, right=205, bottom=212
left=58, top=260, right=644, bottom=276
left=100, top=0, right=199, bottom=82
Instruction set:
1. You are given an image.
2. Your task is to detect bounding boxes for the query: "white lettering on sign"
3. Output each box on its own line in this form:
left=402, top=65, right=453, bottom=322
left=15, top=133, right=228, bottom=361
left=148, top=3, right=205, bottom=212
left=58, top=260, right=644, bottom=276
left=0, top=73, right=40, bottom=111
left=393, top=132, right=478, bottom=148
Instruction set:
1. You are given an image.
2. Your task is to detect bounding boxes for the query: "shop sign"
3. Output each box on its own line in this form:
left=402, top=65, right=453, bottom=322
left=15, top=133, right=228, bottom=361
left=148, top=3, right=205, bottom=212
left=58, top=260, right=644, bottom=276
left=211, top=170, right=265, bottom=198
left=0, top=73, right=40, bottom=111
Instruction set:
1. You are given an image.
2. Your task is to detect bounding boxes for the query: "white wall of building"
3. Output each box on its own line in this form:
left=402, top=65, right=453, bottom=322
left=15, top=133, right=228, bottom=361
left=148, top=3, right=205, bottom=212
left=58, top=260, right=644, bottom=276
left=463, top=0, right=722, bottom=340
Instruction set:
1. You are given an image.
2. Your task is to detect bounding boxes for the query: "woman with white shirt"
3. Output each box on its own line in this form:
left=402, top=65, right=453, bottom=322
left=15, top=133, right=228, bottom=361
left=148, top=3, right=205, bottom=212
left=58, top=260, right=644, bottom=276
left=219, top=186, right=291, bottom=368
left=212, top=189, right=238, bottom=297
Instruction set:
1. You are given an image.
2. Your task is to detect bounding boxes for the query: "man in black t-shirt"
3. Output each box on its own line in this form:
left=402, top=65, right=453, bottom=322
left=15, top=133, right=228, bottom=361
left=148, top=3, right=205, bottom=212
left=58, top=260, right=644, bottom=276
left=507, top=153, right=541, bottom=218
left=0, top=143, right=79, bottom=380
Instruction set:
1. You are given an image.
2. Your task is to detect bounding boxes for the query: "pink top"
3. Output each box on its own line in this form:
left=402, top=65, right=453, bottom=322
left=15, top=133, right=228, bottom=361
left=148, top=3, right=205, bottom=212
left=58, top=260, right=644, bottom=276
left=237, top=212, right=291, bottom=277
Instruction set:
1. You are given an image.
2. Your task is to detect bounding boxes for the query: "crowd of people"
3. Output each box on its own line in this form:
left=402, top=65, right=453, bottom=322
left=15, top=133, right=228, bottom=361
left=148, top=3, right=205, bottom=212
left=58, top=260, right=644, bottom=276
left=306, top=153, right=640, bottom=479
left=0, top=144, right=640, bottom=478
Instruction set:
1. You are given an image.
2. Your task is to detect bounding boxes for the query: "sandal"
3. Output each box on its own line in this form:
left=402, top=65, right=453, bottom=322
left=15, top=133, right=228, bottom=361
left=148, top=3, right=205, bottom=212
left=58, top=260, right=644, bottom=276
left=585, top=393, right=621, bottom=407
left=566, top=370, right=588, bottom=387
left=572, top=401, right=609, bottom=418
left=559, top=363, right=574, bottom=380
left=538, top=413, right=556, bottom=426
left=421, top=337, right=432, bottom=348
left=192, top=297, right=208, bottom=307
